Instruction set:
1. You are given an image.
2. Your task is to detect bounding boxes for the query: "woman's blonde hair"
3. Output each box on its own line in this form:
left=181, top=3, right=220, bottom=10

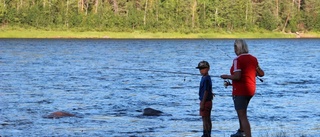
left=234, top=39, right=249, bottom=55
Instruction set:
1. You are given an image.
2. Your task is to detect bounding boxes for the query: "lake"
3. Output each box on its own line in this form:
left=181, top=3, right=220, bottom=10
left=0, top=39, right=319, bottom=137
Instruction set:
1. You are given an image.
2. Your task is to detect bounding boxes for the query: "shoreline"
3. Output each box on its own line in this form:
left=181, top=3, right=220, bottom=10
left=0, top=29, right=319, bottom=39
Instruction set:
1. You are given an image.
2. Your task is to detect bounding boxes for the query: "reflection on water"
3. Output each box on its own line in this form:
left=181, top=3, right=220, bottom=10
left=0, top=39, right=319, bottom=137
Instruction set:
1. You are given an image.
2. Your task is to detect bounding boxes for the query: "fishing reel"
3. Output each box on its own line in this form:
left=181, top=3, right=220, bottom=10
left=223, top=80, right=231, bottom=88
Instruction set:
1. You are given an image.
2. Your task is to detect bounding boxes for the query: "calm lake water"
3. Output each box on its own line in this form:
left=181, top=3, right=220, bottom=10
left=0, top=39, right=319, bottom=137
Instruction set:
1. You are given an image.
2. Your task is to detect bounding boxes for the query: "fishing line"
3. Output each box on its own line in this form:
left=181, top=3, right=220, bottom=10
left=202, top=38, right=232, bottom=59
left=201, top=38, right=264, bottom=83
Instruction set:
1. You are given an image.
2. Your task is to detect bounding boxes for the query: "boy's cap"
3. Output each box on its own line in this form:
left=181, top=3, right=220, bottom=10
left=196, top=61, right=210, bottom=69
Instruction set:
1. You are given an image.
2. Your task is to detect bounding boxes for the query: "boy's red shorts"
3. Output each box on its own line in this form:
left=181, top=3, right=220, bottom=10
left=200, top=101, right=212, bottom=117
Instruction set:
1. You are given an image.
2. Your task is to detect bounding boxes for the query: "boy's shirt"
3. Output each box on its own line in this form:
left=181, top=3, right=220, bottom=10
left=199, top=75, right=213, bottom=101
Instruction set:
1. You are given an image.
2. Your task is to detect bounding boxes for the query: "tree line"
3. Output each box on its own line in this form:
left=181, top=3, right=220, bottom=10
left=0, top=0, right=319, bottom=33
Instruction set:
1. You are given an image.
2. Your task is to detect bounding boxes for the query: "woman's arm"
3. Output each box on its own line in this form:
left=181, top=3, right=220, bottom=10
left=256, top=65, right=264, bottom=77
left=220, top=71, right=241, bottom=80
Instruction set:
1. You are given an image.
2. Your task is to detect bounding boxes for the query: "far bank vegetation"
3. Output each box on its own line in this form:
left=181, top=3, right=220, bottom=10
left=0, top=0, right=319, bottom=34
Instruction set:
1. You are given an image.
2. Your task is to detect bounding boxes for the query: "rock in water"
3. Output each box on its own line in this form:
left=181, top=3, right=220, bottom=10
left=43, top=111, right=75, bottom=119
left=143, top=108, right=163, bottom=116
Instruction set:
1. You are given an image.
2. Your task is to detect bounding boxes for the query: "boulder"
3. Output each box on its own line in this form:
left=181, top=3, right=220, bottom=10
left=43, top=111, right=75, bottom=119
left=143, top=108, right=163, bottom=116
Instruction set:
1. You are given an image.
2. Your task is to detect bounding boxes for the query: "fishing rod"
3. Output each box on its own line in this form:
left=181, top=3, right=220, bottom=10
left=104, top=67, right=199, bottom=76
left=105, top=67, right=221, bottom=78
left=201, top=38, right=264, bottom=84
left=105, top=67, right=215, bottom=82
left=104, top=67, right=221, bottom=84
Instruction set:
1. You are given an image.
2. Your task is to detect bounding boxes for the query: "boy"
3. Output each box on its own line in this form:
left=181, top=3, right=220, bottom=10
left=196, top=60, right=214, bottom=137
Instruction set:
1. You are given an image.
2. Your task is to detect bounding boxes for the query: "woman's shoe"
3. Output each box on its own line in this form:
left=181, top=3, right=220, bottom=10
left=230, top=129, right=245, bottom=137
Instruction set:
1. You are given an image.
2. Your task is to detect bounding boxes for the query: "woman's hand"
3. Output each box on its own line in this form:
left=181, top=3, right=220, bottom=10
left=220, top=74, right=229, bottom=79
left=256, top=65, right=265, bottom=77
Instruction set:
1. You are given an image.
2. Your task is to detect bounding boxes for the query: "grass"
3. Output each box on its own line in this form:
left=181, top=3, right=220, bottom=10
left=1, top=28, right=319, bottom=39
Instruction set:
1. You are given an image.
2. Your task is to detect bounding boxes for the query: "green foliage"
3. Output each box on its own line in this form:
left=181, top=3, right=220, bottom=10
left=258, top=1, right=278, bottom=31
left=0, top=0, right=320, bottom=33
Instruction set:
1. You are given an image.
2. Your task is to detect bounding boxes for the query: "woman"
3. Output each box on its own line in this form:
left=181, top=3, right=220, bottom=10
left=220, top=39, right=264, bottom=137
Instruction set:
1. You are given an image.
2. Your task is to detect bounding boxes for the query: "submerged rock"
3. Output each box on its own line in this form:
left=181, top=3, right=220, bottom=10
left=43, top=111, right=75, bottom=119
left=143, top=108, right=163, bottom=116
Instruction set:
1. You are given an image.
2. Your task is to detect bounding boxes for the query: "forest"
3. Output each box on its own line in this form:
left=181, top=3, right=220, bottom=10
left=0, top=0, right=320, bottom=33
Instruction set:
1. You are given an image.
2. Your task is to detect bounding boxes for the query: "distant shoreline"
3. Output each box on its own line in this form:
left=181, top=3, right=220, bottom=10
left=0, top=29, right=319, bottom=39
